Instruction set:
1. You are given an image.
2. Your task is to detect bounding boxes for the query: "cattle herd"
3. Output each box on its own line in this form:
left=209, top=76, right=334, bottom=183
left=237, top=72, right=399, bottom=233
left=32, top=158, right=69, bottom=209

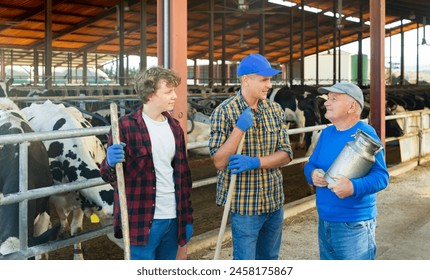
left=0, top=97, right=124, bottom=260
left=1, top=83, right=430, bottom=259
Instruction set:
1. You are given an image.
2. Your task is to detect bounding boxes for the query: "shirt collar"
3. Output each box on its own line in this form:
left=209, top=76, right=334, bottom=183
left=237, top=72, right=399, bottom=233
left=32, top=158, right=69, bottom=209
left=236, top=89, right=270, bottom=114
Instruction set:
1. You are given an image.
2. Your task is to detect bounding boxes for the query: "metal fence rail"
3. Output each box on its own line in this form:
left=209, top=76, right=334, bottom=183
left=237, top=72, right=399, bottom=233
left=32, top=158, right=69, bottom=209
left=1, top=108, right=429, bottom=259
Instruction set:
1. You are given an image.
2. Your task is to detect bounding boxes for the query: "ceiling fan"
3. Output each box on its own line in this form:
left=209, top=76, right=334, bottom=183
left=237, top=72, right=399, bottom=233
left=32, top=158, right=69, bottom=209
left=190, top=0, right=292, bottom=15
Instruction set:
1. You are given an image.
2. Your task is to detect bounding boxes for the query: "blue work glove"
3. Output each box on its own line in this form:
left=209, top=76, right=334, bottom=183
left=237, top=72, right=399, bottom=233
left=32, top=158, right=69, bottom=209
left=227, top=154, right=260, bottom=174
left=236, top=107, right=254, bottom=132
left=185, top=224, right=193, bottom=243
left=107, top=142, right=126, bottom=167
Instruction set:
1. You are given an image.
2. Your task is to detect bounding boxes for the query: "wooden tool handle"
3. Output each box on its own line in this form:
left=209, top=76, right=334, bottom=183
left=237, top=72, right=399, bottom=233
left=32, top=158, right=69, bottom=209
left=214, top=134, right=246, bottom=260
left=110, top=102, right=131, bottom=260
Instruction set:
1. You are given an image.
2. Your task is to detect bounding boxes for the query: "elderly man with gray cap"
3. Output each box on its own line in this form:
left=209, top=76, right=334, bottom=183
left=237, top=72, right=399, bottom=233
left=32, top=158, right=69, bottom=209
left=304, top=81, right=389, bottom=260
left=208, top=54, right=293, bottom=260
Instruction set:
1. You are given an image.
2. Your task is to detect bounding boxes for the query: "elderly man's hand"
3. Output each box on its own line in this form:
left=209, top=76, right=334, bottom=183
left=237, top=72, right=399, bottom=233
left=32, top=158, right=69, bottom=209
left=311, top=169, right=328, bottom=187
left=328, top=175, right=355, bottom=198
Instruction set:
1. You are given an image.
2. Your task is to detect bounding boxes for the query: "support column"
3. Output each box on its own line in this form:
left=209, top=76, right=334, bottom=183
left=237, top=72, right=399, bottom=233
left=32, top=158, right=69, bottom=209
left=118, top=0, right=125, bottom=86
left=259, top=0, right=265, bottom=55
left=300, top=0, right=305, bottom=86
left=315, top=13, right=319, bottom=86
left=289, top=9, right=294, bottom=86
left=400, top=20, right=404, bottom=86
left=95, top=53, right=98, bottom=84
left=44, top=0, right=52, bottom=88
left=208, top=0, right=214, bottom=87
left=33, top=49, right=39, bottom=86
left=332, top=0, right=337, bottom=83
left=158, top=0, right=188, bottom=136
left=83, top=51, right=87, bottom=85
left=416, top=22, right=419, bottom=85
left=369, top=0, right=386, bottom=143
left=221, top=0, right=226, bottom=86
left=357, top=4, right=363, bottom=86
left=140, top=0, right=148, bottom=71
left=0, top=49, right=4, bottom=81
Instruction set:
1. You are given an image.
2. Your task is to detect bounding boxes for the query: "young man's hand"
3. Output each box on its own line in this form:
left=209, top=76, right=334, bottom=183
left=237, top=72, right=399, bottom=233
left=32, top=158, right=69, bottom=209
left=227, top=155, right=260, bottom=174
left=107, top=142, right=126, bottom=167
left=236, top=107, right=254, bottom=132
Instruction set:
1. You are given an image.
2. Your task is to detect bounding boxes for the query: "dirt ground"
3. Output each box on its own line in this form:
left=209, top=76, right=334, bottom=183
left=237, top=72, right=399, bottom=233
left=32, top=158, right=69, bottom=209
left=47, top=143, right=402, bottom=260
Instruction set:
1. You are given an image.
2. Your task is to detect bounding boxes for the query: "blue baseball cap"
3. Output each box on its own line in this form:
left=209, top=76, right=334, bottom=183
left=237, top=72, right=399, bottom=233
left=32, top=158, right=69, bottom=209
left=237, top=54, right=281, bottom=77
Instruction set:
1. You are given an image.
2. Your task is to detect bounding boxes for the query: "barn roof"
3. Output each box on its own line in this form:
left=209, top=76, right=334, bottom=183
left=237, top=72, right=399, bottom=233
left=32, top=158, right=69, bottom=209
left=0, top=0, right=429, bottom=68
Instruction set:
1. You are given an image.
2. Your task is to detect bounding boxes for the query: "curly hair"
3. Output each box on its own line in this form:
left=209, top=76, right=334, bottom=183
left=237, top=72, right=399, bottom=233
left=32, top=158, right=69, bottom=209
left=133, top=66, right=181, bottom=103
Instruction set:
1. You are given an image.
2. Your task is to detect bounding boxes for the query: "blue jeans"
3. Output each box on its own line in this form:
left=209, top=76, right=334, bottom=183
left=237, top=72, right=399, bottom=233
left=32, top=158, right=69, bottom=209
left=318, top=218, right=377, bottom=260
left=130, top=218, right=178, bottom=260
left=230, top=207, right=284, bottom=260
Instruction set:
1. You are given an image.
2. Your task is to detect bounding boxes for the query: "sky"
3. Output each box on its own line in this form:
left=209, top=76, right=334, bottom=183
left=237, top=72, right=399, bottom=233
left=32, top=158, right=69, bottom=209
left=341, top=26, right=430, bottom=71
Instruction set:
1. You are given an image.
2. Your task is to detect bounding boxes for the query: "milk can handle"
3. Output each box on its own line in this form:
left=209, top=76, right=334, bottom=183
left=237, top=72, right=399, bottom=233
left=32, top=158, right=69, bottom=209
left=374, top=145, right=384, bottom=155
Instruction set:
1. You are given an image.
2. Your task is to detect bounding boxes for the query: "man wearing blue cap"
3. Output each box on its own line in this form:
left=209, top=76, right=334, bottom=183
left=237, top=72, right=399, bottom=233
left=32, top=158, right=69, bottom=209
left=208, top=54, right=293, bottom=260
left=304, top=82, right=389, bottom=260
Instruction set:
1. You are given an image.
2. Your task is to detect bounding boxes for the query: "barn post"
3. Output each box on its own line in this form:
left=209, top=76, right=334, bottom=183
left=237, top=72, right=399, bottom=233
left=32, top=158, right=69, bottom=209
left=44, top=0, right=53, bottom=89
left=118, top=0, right=126, bottom=86
left=0, top=49, right=4, bottom=81
left=400, top=20, right=405, bottom=86
left=155, top=20, right=190, bottom=273
left=157, top=0, right=188, bottom=137
left=139, top=0, right=148, bottom=71
left=208, top=0, right=214, bottom=87
left=369, top=0, right=386, bottom=144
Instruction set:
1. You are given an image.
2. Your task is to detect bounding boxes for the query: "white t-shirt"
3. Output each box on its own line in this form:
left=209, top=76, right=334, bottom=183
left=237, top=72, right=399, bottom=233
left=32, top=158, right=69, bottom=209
left=142, top=112, right=176, bottom=219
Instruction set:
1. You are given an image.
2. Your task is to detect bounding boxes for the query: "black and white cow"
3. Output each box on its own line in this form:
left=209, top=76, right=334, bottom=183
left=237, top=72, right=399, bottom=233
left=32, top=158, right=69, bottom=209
left=268, top=85, right=323, bottom=151
left=359, top=100, right=404, bottom=138
left=22, top=100, right=122, bottom=260
left=0, top=98, right=58, bottom=259
left=0, top=82, right=6, bottom=97
left=0, top=79, right=14, bottom=98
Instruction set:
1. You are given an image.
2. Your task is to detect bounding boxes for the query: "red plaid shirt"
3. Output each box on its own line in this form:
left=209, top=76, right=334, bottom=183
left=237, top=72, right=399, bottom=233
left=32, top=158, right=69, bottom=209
left=100, top=105, right=193, bottom=246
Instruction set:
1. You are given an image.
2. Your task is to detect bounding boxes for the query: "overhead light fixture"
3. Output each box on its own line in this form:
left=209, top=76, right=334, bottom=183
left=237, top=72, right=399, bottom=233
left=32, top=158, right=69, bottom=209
left=238, top=0, right=249, bottom=12
left=409, top=11, right=415, bottom=20
left=268, top=0, right=296, bottom=8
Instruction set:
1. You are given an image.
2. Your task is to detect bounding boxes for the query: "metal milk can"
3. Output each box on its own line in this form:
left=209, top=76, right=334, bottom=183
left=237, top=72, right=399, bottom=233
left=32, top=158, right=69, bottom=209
left=324, top=129, right=383, bottom=185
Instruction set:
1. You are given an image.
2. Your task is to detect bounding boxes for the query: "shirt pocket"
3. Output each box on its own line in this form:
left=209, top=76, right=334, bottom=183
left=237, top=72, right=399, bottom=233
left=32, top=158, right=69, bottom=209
left=127, top=145, right=150, bottom=157
left=125, top=145, right=152, bottom=172
left=259, top=121, right=278, bottom=155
